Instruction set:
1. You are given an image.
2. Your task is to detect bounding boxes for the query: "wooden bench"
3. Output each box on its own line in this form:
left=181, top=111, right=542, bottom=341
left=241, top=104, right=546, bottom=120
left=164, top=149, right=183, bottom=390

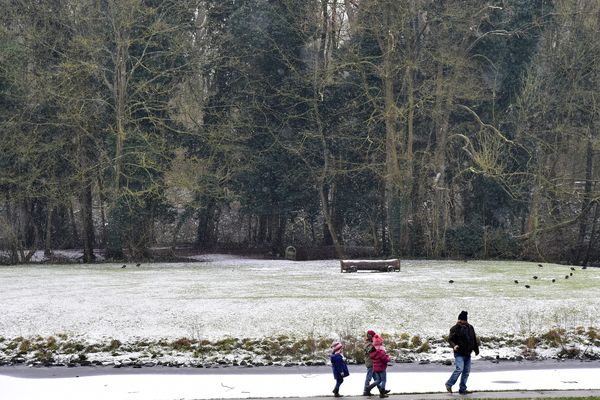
left=340, top=259, right=401, bottom=273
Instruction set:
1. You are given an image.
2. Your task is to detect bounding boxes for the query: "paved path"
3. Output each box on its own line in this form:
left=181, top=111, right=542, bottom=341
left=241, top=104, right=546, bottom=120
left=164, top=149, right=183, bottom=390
left=2, top=363, right=600, bottom=400
left=241, top=390, right=600, bottom=399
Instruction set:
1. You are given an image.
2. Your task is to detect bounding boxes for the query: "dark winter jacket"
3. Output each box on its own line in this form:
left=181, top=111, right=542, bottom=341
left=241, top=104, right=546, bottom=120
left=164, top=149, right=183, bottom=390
left=364, top=342, right=374, bottom=369
left=369, top=348, right=390, bottom=372
left=448, top=322, right=479, bottom=357
left=331, top=353, right=349, bottom=380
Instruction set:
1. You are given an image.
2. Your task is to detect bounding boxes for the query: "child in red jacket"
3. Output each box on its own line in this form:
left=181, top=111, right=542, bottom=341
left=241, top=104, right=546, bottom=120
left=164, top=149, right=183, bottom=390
left=367, top=334, right=391, bottom=398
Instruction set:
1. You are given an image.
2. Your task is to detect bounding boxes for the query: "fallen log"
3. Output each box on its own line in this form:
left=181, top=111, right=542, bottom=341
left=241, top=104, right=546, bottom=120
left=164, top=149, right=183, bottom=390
left=340, top=259, right=401, bottom=273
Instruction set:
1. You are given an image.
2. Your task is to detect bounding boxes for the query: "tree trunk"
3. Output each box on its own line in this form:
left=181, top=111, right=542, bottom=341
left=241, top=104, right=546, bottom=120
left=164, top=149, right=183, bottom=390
left=382, top=49, right=402, bottom=257
left=257, top=214, right=268, bottom=245
left=44, top=204, right=54, bottom=257
left=81, top=185, right=96, bottom=263
left=582, top=203, right=599, bottom=266
left=97, top=175, right=108, bottom=247
left=196, top=201, right=216, bottom=249
left=575, top=135, right=594, bottom=263
left=318, top=182, right=344, bottom=258
left=69, top=202, right=79, bottom=248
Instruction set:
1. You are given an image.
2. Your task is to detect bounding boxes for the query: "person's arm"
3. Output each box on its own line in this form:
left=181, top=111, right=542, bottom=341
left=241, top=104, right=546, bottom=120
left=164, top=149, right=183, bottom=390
left=472, top=327, right=480, bottom=355
left=448, top=325, right=459, bottom=351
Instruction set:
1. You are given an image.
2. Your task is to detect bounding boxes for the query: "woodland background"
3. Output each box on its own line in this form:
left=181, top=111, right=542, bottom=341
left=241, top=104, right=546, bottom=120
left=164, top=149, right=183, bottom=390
left=0, top=0, right=598, bottom=264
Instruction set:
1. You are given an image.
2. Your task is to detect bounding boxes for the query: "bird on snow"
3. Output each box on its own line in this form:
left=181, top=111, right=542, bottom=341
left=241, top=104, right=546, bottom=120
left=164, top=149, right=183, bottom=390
left=552, top=279, right=556, bottom=283
left=121, top=265, right=126, bottom=269
left=538, top=264, right=543, bottom=268
left=570, top=267, right=576, bottom=271
left=136, top=263, right=141, bottom=267
left=582, top=266, right=587, bottom=270
left=533, top=276, right=538, bottom=279
left=514, top=280, right=519, bottom=284
left=565, top=275, right=569, bottom=279
left=525, top=285, right=530, bottom=288
left=448, top=280, right=454, bottom=284
left=570, top=272, right=573, bottom=276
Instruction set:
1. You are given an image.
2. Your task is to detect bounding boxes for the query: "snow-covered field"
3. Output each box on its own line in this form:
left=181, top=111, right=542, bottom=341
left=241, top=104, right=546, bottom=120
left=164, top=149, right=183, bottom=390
left=1, top=256, right=598, bottom=340
left=1, top=256, right=599, bottom=366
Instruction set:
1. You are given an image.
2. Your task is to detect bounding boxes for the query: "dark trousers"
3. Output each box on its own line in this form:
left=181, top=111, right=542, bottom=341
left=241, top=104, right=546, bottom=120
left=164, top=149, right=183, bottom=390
left=333, top=376, right=344, bottom=393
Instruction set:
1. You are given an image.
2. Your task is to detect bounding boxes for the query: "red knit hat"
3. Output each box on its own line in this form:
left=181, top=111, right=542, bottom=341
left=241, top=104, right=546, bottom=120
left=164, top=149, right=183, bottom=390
left=332, top=341, right=343, bottom=353
left=372, top=334, right=383, bottom=346
left=367, top=330, right=376, bottom=337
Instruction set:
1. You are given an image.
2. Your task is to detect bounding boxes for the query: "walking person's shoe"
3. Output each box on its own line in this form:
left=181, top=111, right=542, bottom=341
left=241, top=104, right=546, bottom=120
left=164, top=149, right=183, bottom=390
left=378, top=388, right=389, bottom=398
left=333, top=389, right=342, bottom=397
left=445, top=384, right=453, bottom=393
left=458, top=390, right=473, bottom=395
left=383, top=389, right=391, bottom=394
left=362, top=391, right=372, bottom=396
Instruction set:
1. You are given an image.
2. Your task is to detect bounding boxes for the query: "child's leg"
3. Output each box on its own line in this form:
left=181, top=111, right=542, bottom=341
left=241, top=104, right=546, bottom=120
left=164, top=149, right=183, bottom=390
left=378, top=371, right=387, bottom=390
left=333, top=377, right=343, bottom=393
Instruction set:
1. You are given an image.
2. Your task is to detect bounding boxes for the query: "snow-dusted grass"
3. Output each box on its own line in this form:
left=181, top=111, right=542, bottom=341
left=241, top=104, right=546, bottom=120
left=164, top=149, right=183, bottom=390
left=1, top=257, right=598, bottom=340
left=0, top=257, right=599, bottom=366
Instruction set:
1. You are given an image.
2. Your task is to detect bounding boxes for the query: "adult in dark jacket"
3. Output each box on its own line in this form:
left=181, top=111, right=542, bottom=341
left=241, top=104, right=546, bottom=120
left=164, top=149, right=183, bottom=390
left=445, top=311, right=479, bottom=395
left=330, top=342, right=349, bottom=397
left=363, top=330, right=376, bottom=396
left=367, top=334, right=391, bottom=398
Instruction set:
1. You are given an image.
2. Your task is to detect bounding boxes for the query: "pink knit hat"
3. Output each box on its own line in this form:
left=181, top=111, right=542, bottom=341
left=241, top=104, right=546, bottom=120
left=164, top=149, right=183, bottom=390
left=372, top=334, right=383, bottom=347
left=332, top=341, right=343, bottom=353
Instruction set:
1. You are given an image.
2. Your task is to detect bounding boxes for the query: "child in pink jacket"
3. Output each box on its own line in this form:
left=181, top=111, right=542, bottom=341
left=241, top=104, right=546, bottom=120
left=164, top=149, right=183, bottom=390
left=367, top=334, right=391, bottom=398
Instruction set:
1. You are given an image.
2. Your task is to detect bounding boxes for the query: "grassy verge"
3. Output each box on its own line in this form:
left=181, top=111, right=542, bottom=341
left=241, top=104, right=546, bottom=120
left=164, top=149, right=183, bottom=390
left=1, top=328, right=599, bottom=367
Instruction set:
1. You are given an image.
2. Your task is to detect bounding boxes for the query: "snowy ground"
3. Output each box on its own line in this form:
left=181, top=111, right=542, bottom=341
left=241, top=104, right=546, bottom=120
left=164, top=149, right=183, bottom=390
left=1, top=256, right=598, bottom=340
left=2, top=363, right=600, bottom=400
left=1, top=256, right=600, bottom=366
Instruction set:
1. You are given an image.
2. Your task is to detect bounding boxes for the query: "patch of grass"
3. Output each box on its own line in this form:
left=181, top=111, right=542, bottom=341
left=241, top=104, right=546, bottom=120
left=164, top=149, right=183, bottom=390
left=33, top=350, right=54, bottom=365
left=84, top=345, right=101, bottom=353
left=541, top=328, right=566, bottom=347
left=263, top=339, right=281, bottom=354
left=214, top=337, right=238, bottom=351
left=587, top=327, right=600, bottom=345
left=18, top=339, right=31, bottom=354
left=61, top=341, right=85, bottom=354
left=316, top=337, right=330, bottom=350
left=410, top=335, right=423, bottom=349
left=525, top=336, right=539, bottom=349
left=107, top=339, right=121, bottom=352
left=416, top=341, right=431, bottom=353
left=46, top=336, right=59, bottom=351
left=172, top=337, right=194, bottom=352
